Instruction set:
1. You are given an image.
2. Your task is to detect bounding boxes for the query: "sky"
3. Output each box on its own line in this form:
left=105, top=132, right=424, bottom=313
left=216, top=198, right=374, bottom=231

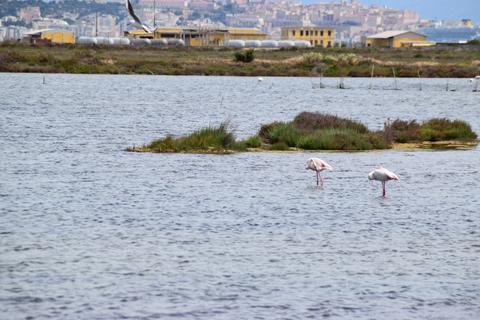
left=303, top=0, right=480, bottom=22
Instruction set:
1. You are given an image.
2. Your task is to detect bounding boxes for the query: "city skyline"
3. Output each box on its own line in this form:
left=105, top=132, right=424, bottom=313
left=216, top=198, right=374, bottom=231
left=303, top=0, right=480, bottom=22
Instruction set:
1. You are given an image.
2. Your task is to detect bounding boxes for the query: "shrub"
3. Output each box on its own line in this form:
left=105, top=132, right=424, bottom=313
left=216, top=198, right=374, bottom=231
left=293, top=112, right=369, bottom=134
left=296, top=128, right=389, bottom=150
left=383, top=118, right=477, bottom=143
left=258, top=121, right=284, bottom=143
left=384, top=119, right=421, bottom=143
left=234, top=49, right=255, bottom=63
left=302, top=52, right=324, bottom=65
left=266, top=123, right=300, bottom=147
left=420, top=118, right=477, bottom=141
left=366, top=132, right=391, bottom=149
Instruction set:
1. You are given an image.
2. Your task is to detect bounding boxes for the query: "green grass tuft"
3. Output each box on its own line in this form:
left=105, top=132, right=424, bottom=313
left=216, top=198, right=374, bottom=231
left=243, top=135, right=262, bottom=148
left=146, top=122, right=235, bottom=152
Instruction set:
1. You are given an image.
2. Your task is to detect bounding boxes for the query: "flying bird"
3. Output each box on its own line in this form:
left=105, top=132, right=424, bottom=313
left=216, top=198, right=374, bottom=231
left=126, top=0, right=154, bottom=33
left=368, top=166, right=399, bottom=197
left=306, top=158, right=333, bottom=186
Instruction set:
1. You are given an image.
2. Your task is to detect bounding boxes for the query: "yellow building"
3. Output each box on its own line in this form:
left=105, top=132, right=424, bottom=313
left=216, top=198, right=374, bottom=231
left=125, top=27, right=266, bottom=47
left=281, top=27, right=335, bottom=47
left=24, top=29, right=75, bottom=44
left=365, top=30, right=432, bottom=48
left=228, top=28, right=267, bottom=41
left=461, top=19, right=473, bottom=27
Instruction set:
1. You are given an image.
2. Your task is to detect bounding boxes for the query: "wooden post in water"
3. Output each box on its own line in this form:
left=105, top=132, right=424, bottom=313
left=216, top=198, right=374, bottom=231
left=369, top=64, right=375, bottom=90
left=392, top=67, right=398, bottom=90
left=418, top=70, right=422, bottom=91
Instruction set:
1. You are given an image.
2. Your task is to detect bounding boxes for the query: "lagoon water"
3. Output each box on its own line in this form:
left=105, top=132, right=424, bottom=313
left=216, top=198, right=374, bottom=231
left=1, top=73, right=479, bottom=319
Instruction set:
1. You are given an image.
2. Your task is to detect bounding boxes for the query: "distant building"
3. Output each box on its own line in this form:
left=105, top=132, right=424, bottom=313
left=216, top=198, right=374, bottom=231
left=281, top=26, right=335, bottom=47
left=365, top=30, right=432, bottom=48
left=461, top=19, right=473, bottom=28
left=0, top=26, right=28, bottom=41
left=23, top=29, right=75, bottom=44
left=18, top=7, right=41, bottom=24
left=421, top=27, right=480, bottom=43
left=32, top=18, right=70, bottom=31
left=125, top=27, right=266, bottom=46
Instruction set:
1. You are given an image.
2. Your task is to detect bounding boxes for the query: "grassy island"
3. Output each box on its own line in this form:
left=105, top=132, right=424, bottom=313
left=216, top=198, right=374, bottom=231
left=127, top=112, right=478, bottom=153
left=1, top=42, right=480, bottom=77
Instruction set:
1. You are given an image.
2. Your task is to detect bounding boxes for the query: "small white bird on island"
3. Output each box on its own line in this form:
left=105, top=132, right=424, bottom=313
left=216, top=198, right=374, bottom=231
left=368, top=166, right=399, bottom=197
left=306, top=158, right=333, bottom=186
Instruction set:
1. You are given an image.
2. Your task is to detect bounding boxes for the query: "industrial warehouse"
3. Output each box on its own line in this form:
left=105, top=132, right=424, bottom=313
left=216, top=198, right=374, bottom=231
left=24, top=26, right=320, bottom=48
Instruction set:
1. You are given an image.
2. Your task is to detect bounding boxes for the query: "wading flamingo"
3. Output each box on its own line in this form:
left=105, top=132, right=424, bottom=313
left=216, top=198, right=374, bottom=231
left=306, top=158, right=333, bottom=186
left=368, top=167, right=399, bottom=197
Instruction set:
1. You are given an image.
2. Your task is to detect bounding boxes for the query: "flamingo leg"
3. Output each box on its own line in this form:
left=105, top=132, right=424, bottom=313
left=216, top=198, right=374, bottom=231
left=382, top=181, right=386, bottom=197
left=320, top=174, right=324, bottom=187
left=316, top=171, right=319, bottom=186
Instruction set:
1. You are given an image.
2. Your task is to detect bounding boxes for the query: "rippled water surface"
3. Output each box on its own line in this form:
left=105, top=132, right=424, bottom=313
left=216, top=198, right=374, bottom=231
left=1, top=73, right=479, bottom=319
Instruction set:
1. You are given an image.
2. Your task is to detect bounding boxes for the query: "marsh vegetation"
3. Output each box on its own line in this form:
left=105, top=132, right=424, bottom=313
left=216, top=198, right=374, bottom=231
left=128, top=112, right=478, bottom=153
left=1, top=42, right=479, bottom=77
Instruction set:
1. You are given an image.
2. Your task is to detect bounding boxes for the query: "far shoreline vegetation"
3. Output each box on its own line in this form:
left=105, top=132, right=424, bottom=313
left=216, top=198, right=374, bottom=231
left=127, top=112, right=478, bottom=154
left=1, top=42, right=480, bottom=78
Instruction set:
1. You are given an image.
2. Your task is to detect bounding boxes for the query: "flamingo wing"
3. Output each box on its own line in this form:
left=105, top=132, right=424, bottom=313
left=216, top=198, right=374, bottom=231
left=381, top=168, right=399, bottom=180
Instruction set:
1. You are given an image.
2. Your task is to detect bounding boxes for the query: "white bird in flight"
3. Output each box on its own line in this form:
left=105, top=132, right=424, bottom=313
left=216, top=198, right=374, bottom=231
left=306, top=158, right=333, bottom=186
left=368, top=166, right=399, bottom=197
left=126, top=0, right=154, bottom=33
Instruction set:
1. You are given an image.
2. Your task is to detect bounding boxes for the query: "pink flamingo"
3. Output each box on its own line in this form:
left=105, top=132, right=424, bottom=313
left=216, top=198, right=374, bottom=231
left=306, top=158, right=333, bottom=186
left=368, top=167, right=399, bottom=197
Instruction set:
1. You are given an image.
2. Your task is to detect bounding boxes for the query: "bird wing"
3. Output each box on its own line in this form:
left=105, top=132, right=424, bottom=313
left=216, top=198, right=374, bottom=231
left=126, top=0, right=154, bottom=33
left=321, top=160, right=333, bottom=171
left=382, top=168, right=399, bottom=180
left=306, top=158, right=316, bottom=170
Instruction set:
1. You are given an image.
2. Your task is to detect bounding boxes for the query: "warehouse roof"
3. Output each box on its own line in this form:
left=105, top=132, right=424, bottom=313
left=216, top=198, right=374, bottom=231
left=367, top=30, right=425, bottom=39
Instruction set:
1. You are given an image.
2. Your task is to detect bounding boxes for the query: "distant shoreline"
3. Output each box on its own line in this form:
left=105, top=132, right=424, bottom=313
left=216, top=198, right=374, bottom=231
left=1, top=43, right=479, bottom=78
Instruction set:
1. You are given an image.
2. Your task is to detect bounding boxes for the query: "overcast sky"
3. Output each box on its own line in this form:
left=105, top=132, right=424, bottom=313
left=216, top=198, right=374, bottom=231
left=303, top=0, right=480, bottom=21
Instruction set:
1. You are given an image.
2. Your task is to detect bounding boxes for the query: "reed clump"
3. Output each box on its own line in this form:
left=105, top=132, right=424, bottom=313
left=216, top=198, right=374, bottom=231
left=385, top=118, right=477, bottom=143
left=145, top=123, right=237, bottom=153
